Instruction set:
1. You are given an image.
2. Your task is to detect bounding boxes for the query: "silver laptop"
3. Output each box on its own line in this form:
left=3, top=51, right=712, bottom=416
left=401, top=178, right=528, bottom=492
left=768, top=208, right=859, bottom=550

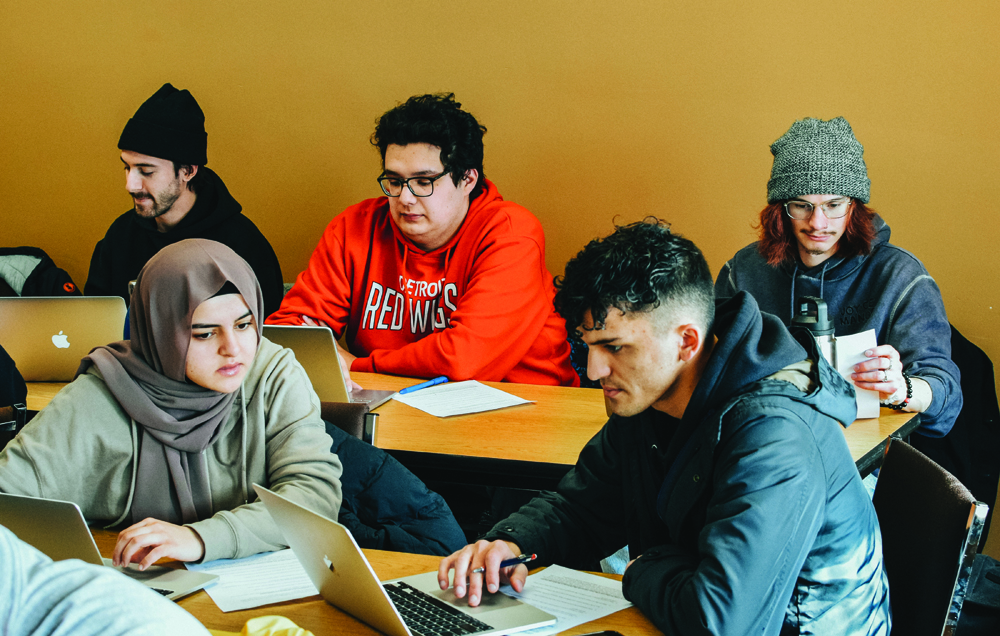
left=262, top=325, right=395, bottom=408
left=255, top=485, right=556, bottom=636
left=0, top=493, right=217, bottom=600
left=0, top=296, right=127, bottom=381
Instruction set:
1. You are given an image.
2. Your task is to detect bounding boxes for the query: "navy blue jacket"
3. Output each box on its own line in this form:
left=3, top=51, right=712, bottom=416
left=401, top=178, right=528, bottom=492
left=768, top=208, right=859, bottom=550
left=716, top=214, right=961, bottom=437
left=485, top=294, right=890, bottom=635
left=327, top=425, right=466, bottom=556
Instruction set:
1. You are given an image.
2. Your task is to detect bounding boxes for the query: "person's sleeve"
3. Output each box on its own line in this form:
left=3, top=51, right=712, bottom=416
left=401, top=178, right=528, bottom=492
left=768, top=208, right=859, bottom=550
left=333, top=428, right=467, bottom=556
left=1, top=525, right=209, bottom=636
left=83, top=237, right=114, bottom=298
left=353, top=231, right=556, bottom=381
left=887, top=273, right=962, bottom=437
left=621, top=403, right=827, bottom=636
left=189, top=353, right=344, bottom=562
left=230, top=217, right=286, bottom=321
left=0, top=375, right=135, bottom=524
left=252, top=245, right=285, bottom=322
left=714, top=260, right=737, bottom=299
left=0, top=344, right=27, bottom=406
left=265, top=215, right=352, bottom=337
left=483, top=421, right=628, bottom=568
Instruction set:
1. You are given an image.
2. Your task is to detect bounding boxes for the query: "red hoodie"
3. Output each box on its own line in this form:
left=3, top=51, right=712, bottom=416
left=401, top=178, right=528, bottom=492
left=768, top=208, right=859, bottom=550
left=268, top=179, right=579, bottom=386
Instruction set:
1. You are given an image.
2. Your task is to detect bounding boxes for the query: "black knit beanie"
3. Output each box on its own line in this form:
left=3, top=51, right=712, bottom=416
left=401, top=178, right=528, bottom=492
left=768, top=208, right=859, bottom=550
left=118, top=83, right=208, bottom=165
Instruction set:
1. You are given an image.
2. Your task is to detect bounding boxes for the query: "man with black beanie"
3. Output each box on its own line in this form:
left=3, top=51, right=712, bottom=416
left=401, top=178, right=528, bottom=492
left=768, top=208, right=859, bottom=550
left=85, top=83, right=284, bottom=317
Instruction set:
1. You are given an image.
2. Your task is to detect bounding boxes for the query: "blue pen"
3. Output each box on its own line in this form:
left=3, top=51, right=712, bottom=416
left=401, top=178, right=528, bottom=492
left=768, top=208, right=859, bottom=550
left=398, top=376, right=449, bottom=395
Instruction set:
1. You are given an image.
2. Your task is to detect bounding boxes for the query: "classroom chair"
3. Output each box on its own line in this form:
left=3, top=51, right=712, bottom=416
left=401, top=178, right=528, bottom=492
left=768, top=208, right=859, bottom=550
left=0, top=402, right=26, bottom=450
left=873, top=438, right=988, bottom=635
left=911, top=324, right=1000, bottom=545
left=321, top=401, right=376, bottom=444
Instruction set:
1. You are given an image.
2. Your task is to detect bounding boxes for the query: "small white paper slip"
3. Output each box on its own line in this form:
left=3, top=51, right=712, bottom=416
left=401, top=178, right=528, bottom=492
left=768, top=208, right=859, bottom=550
left=392, top=380, right=532, bottom=417
left=834, top=329, right=881, bottom=419
left=498, top=564, right=633, bottom=636
left=185, top=548, right=317, bottom=612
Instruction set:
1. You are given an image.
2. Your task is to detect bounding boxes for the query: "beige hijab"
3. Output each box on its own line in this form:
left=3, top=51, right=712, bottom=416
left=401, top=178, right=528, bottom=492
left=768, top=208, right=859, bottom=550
left=79, top=239, right=263, bottom=524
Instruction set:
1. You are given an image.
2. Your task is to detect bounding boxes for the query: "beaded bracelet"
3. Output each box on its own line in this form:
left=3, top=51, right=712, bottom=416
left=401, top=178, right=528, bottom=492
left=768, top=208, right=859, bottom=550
left=887, top=373, right=913, bottom=411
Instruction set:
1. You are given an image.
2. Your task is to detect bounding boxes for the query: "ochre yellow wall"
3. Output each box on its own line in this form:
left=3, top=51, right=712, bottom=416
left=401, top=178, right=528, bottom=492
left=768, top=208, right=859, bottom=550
left=3, top=2, right=1000, bottom=548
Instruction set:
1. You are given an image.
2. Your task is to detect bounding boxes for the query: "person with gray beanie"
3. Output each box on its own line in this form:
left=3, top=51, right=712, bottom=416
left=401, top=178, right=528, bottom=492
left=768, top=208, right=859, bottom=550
left=85, top=83, right=285, bottom=318
left=715, top=117, right=961, bottom=439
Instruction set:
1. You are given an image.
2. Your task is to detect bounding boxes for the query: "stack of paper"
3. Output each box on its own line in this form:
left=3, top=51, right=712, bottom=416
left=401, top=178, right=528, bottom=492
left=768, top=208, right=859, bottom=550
left=833, top=329, right=880, bottom=418
left=500, top=565, right=633, bottom=635
left=392, top=380, right=532, bottom=417
left=185, top=549, right=317, bottom=612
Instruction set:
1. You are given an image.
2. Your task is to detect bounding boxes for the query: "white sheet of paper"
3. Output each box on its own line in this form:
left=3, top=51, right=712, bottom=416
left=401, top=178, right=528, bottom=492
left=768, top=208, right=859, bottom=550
left=498, top=565, right=632, bottom=636
left=392, top=380, right=532, bottom=417
left=185, top=549, right=317, bottom=612
left=834, top=329, right=881, bottom=418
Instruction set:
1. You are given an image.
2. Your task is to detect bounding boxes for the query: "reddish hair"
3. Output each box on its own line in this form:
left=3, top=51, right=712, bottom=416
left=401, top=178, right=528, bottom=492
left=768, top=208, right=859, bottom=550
left=755, top=199, right=878, bottom=266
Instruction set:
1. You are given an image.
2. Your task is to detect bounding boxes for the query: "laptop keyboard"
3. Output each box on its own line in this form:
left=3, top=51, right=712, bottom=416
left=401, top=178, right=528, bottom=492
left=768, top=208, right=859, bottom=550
left=149, top=587, right=173, bottom=596
left=383, top=581, right=493, bottom=636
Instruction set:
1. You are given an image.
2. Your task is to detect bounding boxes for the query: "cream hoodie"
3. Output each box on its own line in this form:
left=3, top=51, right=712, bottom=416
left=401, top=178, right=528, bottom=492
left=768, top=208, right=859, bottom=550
left=0, top=338, right=342, bottom=562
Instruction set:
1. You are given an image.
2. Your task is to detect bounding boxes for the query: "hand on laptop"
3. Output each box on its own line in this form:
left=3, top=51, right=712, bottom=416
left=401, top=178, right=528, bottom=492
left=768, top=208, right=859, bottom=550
left=112, top=517, right=206, bottom=570
left=334, top=342, right=363, bottom=392
left=439, top=540, right=526, bottom=607
left=301, top=315, right=363, bottom=392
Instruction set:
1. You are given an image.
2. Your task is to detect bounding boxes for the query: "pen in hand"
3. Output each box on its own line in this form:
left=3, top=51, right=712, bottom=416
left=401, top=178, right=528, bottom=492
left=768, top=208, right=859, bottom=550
left=472, top=553, right=537, bottom=574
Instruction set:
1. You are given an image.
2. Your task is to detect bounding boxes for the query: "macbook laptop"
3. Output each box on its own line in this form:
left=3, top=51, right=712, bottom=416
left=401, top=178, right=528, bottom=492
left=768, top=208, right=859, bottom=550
left=255, top=485, right=556, bottom=636
left=0, top=492, right=217, bottom=600
left=0, top=296, right=127, bottom=381
left=263, top=325, right=395, bottom=408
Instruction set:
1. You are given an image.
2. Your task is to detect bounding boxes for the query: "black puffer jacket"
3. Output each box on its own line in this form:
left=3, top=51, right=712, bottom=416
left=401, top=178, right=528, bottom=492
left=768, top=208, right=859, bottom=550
left=326, top=423, right=466, bottom=556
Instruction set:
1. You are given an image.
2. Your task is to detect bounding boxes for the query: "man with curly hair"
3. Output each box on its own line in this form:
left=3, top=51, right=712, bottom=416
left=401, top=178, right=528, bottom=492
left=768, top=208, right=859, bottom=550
left=716, top=117, right=960, bottom=438
left=439, top=219, right=891, bottom=635
left=268, top=93, right=577, bottom=387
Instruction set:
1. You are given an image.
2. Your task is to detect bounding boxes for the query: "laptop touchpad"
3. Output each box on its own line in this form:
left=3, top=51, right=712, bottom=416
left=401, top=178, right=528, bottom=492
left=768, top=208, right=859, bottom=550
left=431, top=586, right=524, bottom=612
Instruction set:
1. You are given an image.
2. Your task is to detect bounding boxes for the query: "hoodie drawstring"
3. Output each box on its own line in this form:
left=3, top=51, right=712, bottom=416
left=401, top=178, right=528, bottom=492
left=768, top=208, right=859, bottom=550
left=239, top=384, right=248, bottom=505
left=789, top=263, right=800, bottom=322
left=106, top=418, right=140, bottom=529
left=819, top=261, right=829, bottom=300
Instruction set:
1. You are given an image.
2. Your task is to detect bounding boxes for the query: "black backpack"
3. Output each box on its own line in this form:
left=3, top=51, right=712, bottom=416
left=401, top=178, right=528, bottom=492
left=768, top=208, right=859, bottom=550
left=0, top=247, right=81, bottom=296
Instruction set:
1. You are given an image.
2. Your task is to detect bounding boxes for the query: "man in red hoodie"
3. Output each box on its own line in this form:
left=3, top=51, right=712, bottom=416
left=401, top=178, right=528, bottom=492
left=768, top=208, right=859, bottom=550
left=268, top=94, right=578, bottom=387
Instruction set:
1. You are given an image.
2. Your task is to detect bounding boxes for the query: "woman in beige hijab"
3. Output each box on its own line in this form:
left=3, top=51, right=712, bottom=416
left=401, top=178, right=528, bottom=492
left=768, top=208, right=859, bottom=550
left=0, top=240, right=343, bottom=566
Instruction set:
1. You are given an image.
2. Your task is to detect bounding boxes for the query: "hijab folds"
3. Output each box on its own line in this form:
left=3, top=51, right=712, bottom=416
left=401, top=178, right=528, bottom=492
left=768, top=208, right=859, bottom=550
left=80, top=239, right=264, bottom=525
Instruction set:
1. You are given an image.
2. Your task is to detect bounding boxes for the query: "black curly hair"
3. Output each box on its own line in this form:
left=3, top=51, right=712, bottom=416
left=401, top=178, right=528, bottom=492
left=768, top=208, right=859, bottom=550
left=371, top=93, right=487, bottom=199
left=555, top=218, right=715, bottom=335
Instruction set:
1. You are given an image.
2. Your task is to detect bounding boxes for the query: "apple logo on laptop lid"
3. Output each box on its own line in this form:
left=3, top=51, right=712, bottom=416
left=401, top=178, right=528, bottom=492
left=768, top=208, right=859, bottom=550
left=52, top=331, right=70, bottom=349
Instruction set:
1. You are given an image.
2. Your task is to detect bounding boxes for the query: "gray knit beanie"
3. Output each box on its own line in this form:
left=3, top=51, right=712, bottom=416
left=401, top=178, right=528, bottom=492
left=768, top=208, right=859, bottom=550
left=767, top=117, right=870, bottom=203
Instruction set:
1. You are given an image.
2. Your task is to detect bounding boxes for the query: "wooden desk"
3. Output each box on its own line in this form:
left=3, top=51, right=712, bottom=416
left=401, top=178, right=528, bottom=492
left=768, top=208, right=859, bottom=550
left=90, top=529, right=658, bottom=636
left=844, top=409, right=922, bottom=476
left=354, top=373, right=608, bottom=489
left=24, top=382, right=62, bottom=413
left=26, top=380, right=920, bottom=484
left=353, top=374, right=919, bottom=483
